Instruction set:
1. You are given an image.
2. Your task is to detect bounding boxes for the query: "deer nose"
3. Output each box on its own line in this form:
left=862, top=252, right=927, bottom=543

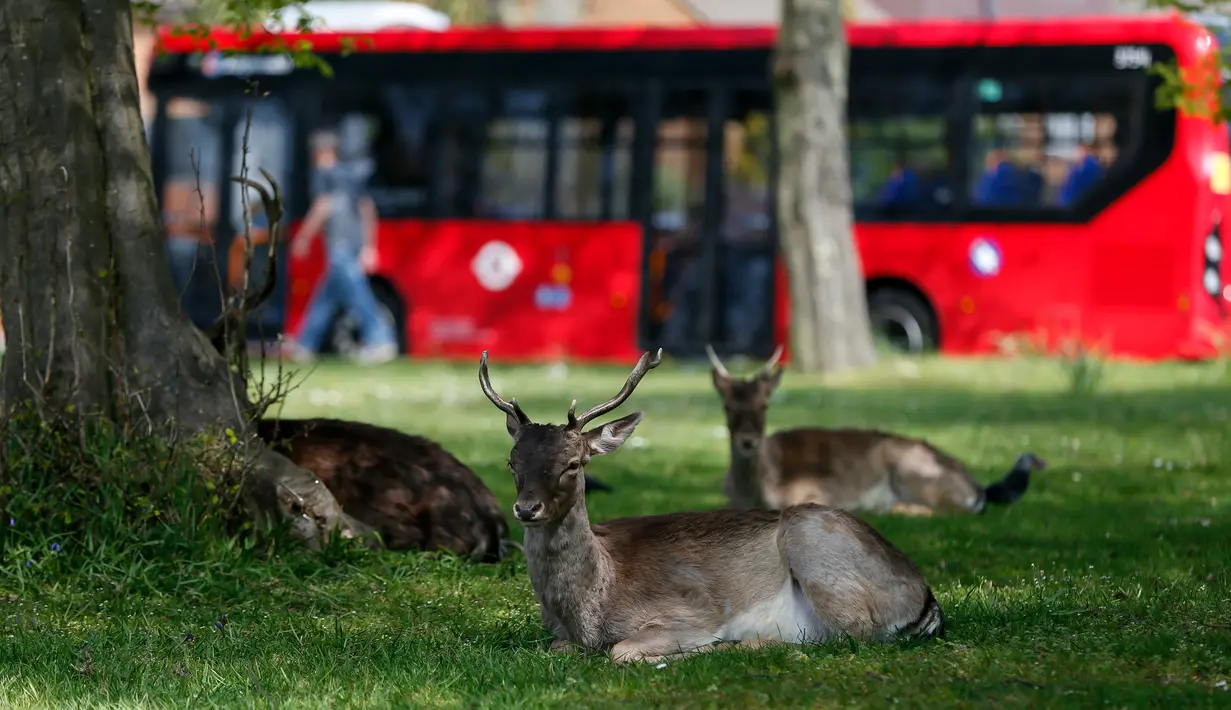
left=735, top=436, right=759, bottom=453
left=513, top=501, right=546, bottom=522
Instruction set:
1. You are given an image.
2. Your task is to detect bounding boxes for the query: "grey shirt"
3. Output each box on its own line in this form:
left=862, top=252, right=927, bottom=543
left=311, top=157, right=375, bottom=255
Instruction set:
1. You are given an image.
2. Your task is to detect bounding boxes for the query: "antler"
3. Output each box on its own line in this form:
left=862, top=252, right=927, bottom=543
left=706, top=343, right=783, bottom=379
left=478, top=351, right=531, bottom=425
left=205, top=167, right=283, bottom=345
left=759, top=344, right=785, bottom=377
left=568, top=348, right=664, bottom=429
left=704, top=344, right=730, bottom=378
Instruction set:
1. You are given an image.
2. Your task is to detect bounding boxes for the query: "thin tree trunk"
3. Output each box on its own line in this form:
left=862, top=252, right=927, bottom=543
left=535, top=0, right=582, bottom=25
left=773, top=0, right=876, bottom=374
left=0, top=0, right=360, bottom=545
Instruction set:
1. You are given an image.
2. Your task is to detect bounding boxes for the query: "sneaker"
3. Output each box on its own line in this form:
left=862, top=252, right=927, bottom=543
left=280, top=337, right=316, bottom=365
left=351, top=342, right=398, bottom=366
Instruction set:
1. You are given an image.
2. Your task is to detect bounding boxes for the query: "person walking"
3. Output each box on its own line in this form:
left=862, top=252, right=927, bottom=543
left=283, top=122, right=398, bottom=365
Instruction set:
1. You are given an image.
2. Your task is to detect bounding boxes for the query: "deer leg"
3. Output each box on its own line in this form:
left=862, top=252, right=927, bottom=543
left=609, top=626, right=723, bottom=664
left=550, top=637, right=581, bottom=654
left=777, top=505, right=935, bottom=643
left=889, top=502, right=935, bottom=517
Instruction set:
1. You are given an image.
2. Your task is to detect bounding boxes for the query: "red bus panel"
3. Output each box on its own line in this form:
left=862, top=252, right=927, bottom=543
left=285, top=220, right=644, bottom=363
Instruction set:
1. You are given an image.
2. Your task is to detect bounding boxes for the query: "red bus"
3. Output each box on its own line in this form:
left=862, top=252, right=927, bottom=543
left=148, top=11, right=1231, bottom=363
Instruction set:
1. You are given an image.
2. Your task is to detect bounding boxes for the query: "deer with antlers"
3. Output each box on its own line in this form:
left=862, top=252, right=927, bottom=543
left=706, top=345, right=1046, bottom=517
left=478, top=348, right=944, bottom=663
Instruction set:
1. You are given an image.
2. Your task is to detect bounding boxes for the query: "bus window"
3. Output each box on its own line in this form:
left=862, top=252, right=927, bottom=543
left=556, top=90, right=634, bottom=220
left=440, top=90, right=486, bottom=218
left=317, top=84, right=437, bottom=217
left=479, top=89, right=551, bottom=219
left=968, top=77, right=1135, bottom=213
left=652, top=89, right=710, bottom=353
left=848, top=77, right=955, bottom=221
left=720, top=89, right=775, bottom=353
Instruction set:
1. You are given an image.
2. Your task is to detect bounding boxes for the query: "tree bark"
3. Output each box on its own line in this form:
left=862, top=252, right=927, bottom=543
left=773, top=0, right=877, bottom=374
left=0, top=0, right=360, bottom=545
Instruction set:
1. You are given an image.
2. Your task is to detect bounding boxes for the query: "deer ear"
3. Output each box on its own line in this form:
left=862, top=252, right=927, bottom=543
left=585, top=411, right=643, bottom=457
left=505, top=411, right=522, bottom=438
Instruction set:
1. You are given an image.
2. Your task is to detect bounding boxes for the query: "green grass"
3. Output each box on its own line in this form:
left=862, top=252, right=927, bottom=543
left=3, top=354, right=1231, bottom=708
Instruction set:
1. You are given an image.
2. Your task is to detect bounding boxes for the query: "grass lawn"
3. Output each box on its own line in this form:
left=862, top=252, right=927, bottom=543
left=2, top=353, right=1231, bottom=708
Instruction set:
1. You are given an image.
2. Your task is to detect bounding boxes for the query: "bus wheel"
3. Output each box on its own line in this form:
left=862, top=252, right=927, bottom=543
left=324, top=279, right=408, bottom=357
left=867, top=287, right=937, bottom=354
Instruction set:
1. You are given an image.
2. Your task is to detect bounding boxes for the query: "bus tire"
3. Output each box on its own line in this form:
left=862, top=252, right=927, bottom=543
left=323, top=278, right=408, bottom=357
left=867, top=286, right=937, bottom=354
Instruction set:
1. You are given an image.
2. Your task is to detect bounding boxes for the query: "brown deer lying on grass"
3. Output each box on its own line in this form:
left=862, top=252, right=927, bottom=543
left=706, top=345, right=1046, bottom=517
left=258, top=416, right=615, bottom=561
left=214, top=173, right=613, bottom=562
left=258, top=417, right=512, bottom=561
left=478, top=347, right=944, bottom=664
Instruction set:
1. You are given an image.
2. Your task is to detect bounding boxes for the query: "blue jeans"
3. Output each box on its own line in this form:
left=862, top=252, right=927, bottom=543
left=166, top=236, right=200, bottom=296
left=297, top=245, right=396, bottom=353
left=724, top=249, right=774, bottom=352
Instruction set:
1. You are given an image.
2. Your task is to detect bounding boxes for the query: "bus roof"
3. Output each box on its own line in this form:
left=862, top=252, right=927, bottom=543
left=156, top=11, right=1209, bottom=55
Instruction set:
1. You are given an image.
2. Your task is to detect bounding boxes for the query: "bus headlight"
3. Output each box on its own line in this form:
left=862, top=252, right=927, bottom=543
left=1205, top=266, right=1221, bottom=295
left=1207, top=234, right=1223, bottom=262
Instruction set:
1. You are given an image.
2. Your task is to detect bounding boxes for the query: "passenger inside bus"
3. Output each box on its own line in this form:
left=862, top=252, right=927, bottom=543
left=973, top=147, right=1023, bottom=206
left=721, top=176, right=773, bottom=353
left=1017, top=145, right=1046, bottom=206
left=1057, top=142, right=1105, bottom=206
left=877, top=163, right=921, bottom=208
left=657, top=204, right=704, bottom=353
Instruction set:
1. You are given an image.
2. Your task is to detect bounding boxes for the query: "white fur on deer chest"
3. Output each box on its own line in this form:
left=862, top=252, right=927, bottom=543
left=715, top=575, right=828, bottom=644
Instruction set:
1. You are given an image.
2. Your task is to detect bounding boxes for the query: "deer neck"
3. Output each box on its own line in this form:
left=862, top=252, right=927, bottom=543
left=521, top=490, right=613, bottom=645
left=725, top=435, right=770, bottom=508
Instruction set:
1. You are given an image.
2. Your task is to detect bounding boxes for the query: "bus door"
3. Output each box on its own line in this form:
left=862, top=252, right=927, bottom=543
left=153, top=90, right=296, bottom=338
left=638, top=85, right=778, bottom=360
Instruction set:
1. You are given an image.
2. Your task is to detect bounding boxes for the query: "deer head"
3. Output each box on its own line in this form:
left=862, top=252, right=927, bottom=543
left=707, top=345, right=784, bottom=458
left=478, top=349, right=662, bottom=525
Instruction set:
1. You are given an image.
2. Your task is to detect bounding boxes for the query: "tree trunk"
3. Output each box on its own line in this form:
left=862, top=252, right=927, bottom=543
left=0, top=0, right=361, bottom=545
left=535, top=0, right=582, bottom=25
left=773, top=0, right=876, bottom=374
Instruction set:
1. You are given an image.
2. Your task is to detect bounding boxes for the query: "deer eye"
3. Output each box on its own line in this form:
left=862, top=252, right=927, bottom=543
left=562, top=462, right=582, bottom=477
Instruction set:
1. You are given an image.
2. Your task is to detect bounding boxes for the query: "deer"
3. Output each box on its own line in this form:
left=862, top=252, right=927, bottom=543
left=257, top=417, right=513, bottom=561
left=213, top=171, right=614, bottom=562
left=706, top=345, right=1046, bottom=517
left=477, top=347, right=945, bottom=664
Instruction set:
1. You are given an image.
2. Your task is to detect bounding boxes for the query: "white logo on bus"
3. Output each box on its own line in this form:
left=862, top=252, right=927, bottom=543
left=472, top=240, right=522, bottom=292
left=1113, top=45, right=1152, bottom=70
left=969, top=237, right=1002, bottom=277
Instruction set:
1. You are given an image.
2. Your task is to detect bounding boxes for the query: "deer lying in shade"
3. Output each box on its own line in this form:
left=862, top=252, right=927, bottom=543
left=478, top=347, right=945, bottom=664
left=706, top=345, right=1046, bottom=517
left=257, top=417, right=615, bottom=562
